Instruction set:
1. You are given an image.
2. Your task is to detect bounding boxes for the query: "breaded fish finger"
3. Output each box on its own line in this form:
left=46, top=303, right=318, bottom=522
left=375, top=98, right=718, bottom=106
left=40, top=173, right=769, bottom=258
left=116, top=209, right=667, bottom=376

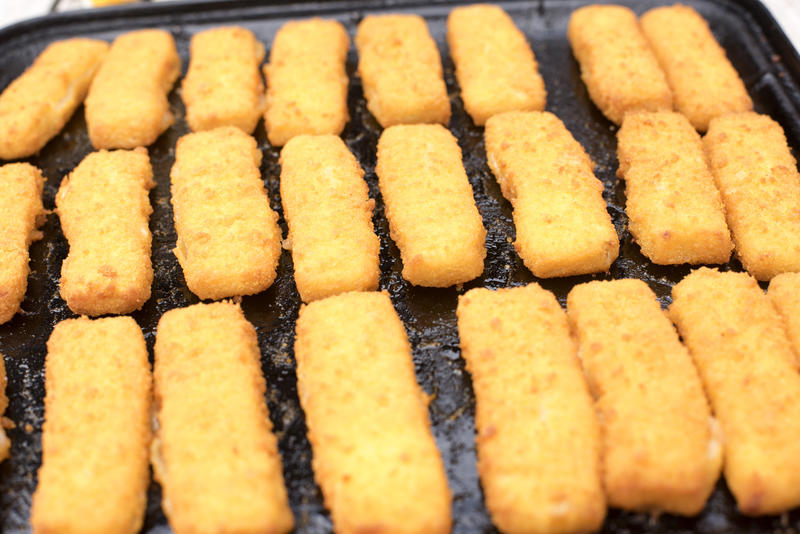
left=447, top=4, right=546, bottom=126
left=484, top=111, right=618, bottom=277
left=640, top=4, right=752, bottom=131
left=704, top=112, right=800, bottom=280
left=56, top=148, right=154, bottom=316
left=567, top=279, right=721, bottom=515
left=0, top=38, right=108, bottom=160
left=280, top=135, right=379, bottom=302
left=264, top=18, right=349, bottom=146
left=152, top=302, right=293, bottom=534
left=31, top=316, right=151, bottom=534
left=0, top=355, right=8, bottom=462
left=356, top=15, right=450, bottom=127
left=183, top=26, right=266, bottom=134
left=376, top=124, right=486, bottom=286
left=85, top=29, right=180, bottom=149
left=0, top=163, right=46, bottom=324
left=767, top=272, right=800, bottom=363
left=457, top=285, right=605, bottom=534
left=171, top=126, right=282, bottom=300
left=670, top=268, right=800, bottom=515
left=568, top=5, right=672, bottom=125
left=295, top=291, right=451, bottom=534
left=617, top=111, right=731, bottom=264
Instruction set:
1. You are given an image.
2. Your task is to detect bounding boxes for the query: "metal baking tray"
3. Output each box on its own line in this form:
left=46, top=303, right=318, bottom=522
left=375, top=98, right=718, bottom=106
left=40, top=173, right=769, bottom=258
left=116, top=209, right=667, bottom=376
left=1, top=0, right=799, bottom=532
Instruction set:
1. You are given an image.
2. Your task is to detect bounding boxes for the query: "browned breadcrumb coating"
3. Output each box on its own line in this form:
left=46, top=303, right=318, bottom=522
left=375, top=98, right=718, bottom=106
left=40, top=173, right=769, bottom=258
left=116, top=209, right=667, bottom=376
left=31, top=316, right=151, bottom=534
left=0, top=38, right=108, bottom=160
left=183, top=26, right=266, bottom=134
left=356, top=14, right=450, bottom=127
left=447, top=4, right=546, bottom=125
left=640, top=4, right=752, bottom=131
left=484, top=111, right=618, bottom=277
left=376, top=124, right=486, bottom=286
left=568, top=5, right=672, bottom=125
left=0, top=163, right=46, bottom=324
left=567, top=279, right=721, bottom=515
left=264, top=18, right=350, bottom=146
left=56, top=148, right=154, bottom=316
left=85, top=29, right=180, bottom=149
left=670, top=268, right=800, bottom=515
left=153, top=302, right=294, bottom=534
left=0, top=355, right=8, bottom=463
left=768, top=272, right=800, bottom=364
left=171, top=126, right=282, bottom=300
left=704, top=112, right=800, bottom=280
left=295, top=291, right=452, bottom=534
left=457, top=285, right=605, bottom=534
left=617, top=111, right=731, bottom=264
left=280, top=135, right=379, bottom=302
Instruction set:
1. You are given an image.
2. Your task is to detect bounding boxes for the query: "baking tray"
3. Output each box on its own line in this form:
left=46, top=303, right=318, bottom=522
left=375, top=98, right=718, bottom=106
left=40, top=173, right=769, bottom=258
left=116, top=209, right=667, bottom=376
left=1, top=0, right=799, bottom=532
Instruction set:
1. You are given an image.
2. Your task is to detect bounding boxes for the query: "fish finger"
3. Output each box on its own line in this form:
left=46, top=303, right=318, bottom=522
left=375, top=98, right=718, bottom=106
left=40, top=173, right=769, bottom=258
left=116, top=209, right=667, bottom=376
left=768, top=272, right=800, bottom=363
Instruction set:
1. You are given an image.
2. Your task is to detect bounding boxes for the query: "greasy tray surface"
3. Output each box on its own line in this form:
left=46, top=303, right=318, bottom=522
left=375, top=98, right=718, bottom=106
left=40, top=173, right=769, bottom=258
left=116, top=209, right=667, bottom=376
left=1, top=0, right=800, bottom=532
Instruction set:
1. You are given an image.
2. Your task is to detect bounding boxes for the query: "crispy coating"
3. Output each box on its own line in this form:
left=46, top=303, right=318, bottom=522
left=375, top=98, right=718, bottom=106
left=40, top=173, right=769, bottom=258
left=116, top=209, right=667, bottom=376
left=375, top=124, right=486, bottom=286
left=703, top=112, right=800, bottom=280
left=0, top=38, right=108, bottom=160
left=171, top=127, right=282, bottom=300
left=31, top=316, right=151, bottom=534
left=280, top=135, right=379, bottom=302
left=457, top=285, right=605, bottom=534
left=183, top=26, right=266, bottom=134
left=56, top=148, right=154, bottom=316
left=670, top=268, right=800, bottom=515
left=356, top=15, right=450, bottom=127
left=567, top=5, right=672, bottom=125
left=264, top=18, right=350, bottom=146
left=294, top=291, right=452, bottom=534
left=85, top=29, right=180, bottom=149
left=447, top=4, right=546, bottom=126
left=567, top=279, right=721, bottom=515
left=0, top=163, right=45, bottom=324
left=152, top=302, right=293, bottom=534
left=769, top=272, right=800, bottom=363
left=617, top=111, right=731, bottom=264
left=0, top=355, right=7, bottom=462
left=484, top=111, right=618, bottom=277
left=640, top=4, right=752, bottom=131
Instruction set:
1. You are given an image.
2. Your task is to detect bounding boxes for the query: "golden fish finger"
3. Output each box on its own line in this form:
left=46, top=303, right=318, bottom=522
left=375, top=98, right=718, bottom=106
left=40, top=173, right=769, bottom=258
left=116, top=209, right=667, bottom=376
left=31, top=316, right=151, bottom=534
left=56, top=148, right=154, bottom=316
left=295, top=291, right=451, bottom=534
left=457, top=285, right=605, bottom=534
left=670, top=268, right=800, bottom=515
left=264, top=18, right=349, bottom=146
left=85, top=29, right=180, bottom=149
left=171, top=126, right=282, bottom=300
left=768, top=272, right=800, bottom=362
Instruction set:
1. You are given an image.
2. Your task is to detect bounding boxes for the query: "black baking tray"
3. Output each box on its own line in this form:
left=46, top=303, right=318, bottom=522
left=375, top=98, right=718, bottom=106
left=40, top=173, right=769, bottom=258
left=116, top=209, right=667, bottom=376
left=1, top=0, right=799, bottom=532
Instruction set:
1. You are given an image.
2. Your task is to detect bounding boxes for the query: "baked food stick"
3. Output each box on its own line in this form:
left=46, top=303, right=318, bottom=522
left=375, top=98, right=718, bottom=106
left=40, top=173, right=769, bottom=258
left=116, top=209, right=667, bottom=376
left=0, top=163, right=45, bottom=324
left=171, top=126, right=282, bottom=300
left=640, top=4, right=752, bottom=131
left=295, top=291, right=451, bottom=534
left=484, top=111, right=618, bottom=277
left=376, top=124, right=486, bottom=286
left=568, top=5, right=672, bottom=124
left=567, top=279, right=721, bottom=515
left=264, top=18, right=349, bottom=146
left=56, top=148, right=154, bottom=316
left=768, top=272, right=800, bottom=363
left=356, top=15, right=450, bottom=127
left=670, top=268, right=800, bottom=515
left=31, top=316, right=151, bottom=534
left=704, top=112, right=800, bottom=280
left=447, top=4, right=546, bottom=125
left=280, top=135, right=379, bottom=302
left=153, top=302, right=293, bottom=534
left=457, top=285, right=605, bottom=534
left=85, top=29, right=180, bottom=149
left=617, top=111, right=731, bottom=264
left=0, top=355, right=8, bottom=462
left=0, top=38, right=108, bottom=160
left=183, top=26, right=266, bottom=133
